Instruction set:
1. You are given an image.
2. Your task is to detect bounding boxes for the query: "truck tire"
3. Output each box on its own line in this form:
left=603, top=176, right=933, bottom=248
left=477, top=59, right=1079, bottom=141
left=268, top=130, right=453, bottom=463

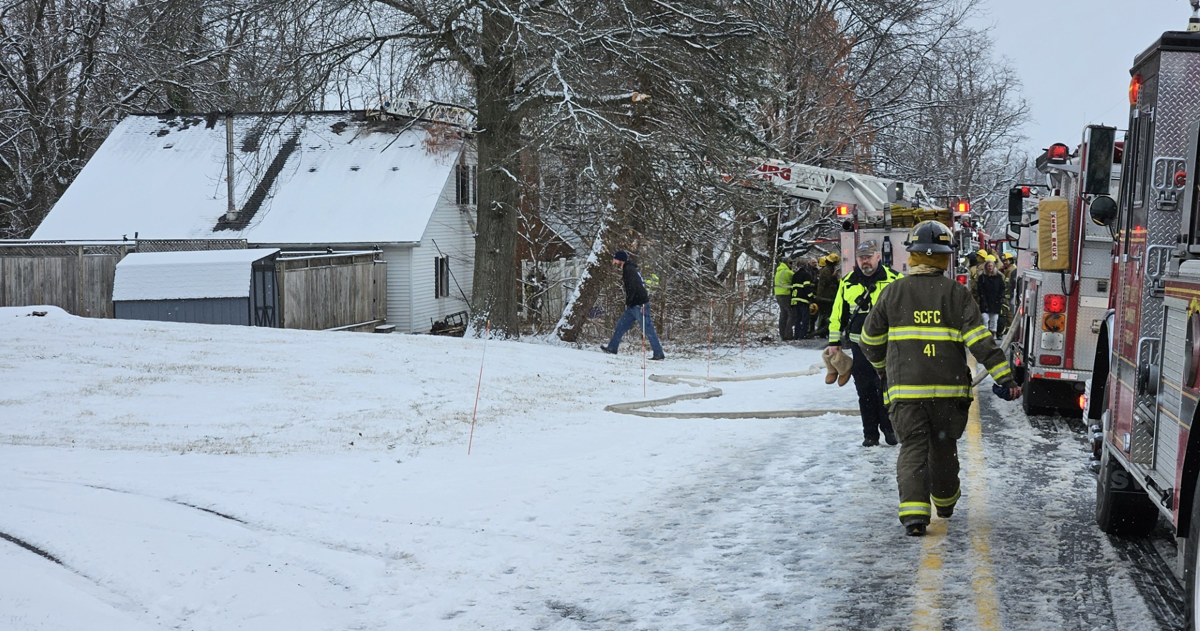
left=1186, top=477, right=1200, bottom=630
left=1095, top=447, right=1159, bottom=536
left=1021, top=379, right=1053, bottom=416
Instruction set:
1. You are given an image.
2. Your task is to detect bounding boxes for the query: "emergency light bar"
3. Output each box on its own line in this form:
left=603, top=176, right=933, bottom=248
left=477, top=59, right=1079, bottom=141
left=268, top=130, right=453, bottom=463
left=1047, top=144, right=1070, bottom=164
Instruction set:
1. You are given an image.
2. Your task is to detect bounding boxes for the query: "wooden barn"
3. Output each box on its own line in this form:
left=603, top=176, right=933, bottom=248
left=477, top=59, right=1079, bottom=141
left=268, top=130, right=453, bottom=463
left=28, top=108, right=476, bottom=333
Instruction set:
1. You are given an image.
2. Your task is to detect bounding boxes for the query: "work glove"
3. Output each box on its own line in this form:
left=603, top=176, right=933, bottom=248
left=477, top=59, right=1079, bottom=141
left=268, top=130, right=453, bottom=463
left=992, top=384, right=1022, bottom=401
left=809, top=303, right=818, bottom=315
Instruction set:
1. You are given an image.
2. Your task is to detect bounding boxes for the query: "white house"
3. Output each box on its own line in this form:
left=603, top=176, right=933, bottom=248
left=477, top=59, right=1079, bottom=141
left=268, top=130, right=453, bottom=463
left=32, top=111, right=476, bottom=333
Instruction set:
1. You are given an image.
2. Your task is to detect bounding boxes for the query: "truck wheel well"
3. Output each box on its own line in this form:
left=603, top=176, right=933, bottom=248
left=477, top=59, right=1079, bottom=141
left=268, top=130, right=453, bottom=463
left=1177, top=408, right=1200, bottom=535
left=1087, top=322, right=1111, bottom=421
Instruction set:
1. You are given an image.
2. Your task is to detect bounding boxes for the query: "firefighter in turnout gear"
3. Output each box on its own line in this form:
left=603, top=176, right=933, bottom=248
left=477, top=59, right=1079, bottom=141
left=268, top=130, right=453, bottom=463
left=860, top=221, right=1021, bottom=537
left=790, top=258, right=816, bottom=339
left=774, top=260, right=796, bottom=341
left=814, top=253, right=841, bottom=339
left=827, top=241, right=902, bottom=446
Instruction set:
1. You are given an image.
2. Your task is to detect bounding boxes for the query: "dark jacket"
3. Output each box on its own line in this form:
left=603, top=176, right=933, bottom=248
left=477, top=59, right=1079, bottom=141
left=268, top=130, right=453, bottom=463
left=790, top=267, right=815, bottom=306
left=860, top=272, right=1016, bottom=404
left=621, top=259, right=649, bottom=307
left=975, top=271, right=1006, bottom=314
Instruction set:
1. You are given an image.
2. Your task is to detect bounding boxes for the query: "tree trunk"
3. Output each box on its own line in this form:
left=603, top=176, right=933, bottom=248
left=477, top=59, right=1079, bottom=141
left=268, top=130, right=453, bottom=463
left=554, top=212, right=620, bottom=342
left=469, top=5, right=522, bottom=337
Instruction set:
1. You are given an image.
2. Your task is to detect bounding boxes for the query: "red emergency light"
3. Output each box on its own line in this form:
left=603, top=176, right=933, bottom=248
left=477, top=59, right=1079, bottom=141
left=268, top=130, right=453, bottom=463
left=1044, top=294, right=1067, bottom=313
left=957, top=200, right=970, bottom=214
left=836, top=204, right=851, bottom=216
left=1047, top=143, right=1070, bottom=164
left=1040, top=355, right=1062, bottom=366
left=1078, top=394, right=1087, bottom=411
left=1129, top=74, right=1143, bottom=106
left=956, top=274, right=968, bottom=285
left=1021, top=186, right=1031, bottom=197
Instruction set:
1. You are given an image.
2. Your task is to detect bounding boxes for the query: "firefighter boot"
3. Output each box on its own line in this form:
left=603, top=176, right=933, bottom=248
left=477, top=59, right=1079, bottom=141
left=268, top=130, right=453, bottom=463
left=823, top=352, right=839, bottom=385
left=831, top=350, right=853, bottom=387
left=906, top=523, right=927, bottom=537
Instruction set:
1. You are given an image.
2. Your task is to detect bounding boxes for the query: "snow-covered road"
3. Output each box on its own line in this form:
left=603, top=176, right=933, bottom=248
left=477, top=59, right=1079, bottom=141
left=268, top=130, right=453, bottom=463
left=0, top=308, right=1183, bottom=629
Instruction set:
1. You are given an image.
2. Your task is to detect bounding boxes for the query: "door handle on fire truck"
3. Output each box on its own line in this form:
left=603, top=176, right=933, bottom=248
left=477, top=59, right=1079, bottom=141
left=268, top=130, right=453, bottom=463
left=1145, top=244, right=1174, bottom=282
left=1136, top=336, right=1161, bottom=396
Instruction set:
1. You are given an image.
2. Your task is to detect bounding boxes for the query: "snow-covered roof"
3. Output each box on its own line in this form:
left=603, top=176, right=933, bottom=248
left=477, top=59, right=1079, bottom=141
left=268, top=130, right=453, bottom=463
left=33, top=112, right=467, bottom=244
left=112, top=248, right=280, bottom=301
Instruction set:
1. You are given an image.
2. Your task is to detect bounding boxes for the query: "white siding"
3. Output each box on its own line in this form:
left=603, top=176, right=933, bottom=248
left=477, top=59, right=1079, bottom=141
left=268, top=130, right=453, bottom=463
left=410, top=150, right=475, bottom=332
left=381, top=245, right=413, bottom=332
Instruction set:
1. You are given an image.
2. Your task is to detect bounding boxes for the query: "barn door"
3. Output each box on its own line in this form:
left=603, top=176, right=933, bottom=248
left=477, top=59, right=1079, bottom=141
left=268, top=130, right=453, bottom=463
left=251, top=260, right=279, bottom=327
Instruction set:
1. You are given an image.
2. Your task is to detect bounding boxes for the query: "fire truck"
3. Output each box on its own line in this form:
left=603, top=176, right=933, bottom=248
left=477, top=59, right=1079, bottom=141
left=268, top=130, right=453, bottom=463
left=1006, top=129, right=1123, bottom=417
left=753, top=159, right=966, bottom=273
left=1086, top=2, right=1200, bottom=621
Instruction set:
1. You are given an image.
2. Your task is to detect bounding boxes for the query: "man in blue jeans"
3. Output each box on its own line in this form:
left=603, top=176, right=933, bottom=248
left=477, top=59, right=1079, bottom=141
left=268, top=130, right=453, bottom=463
left=600, top=250, right=665, bottom=360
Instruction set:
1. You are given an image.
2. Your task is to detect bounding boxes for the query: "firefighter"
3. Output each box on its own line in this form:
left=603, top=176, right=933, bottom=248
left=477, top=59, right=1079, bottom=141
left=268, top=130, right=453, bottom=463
left=774, top=259, right=795, bottom=341
left=826, top=241, right=901, bottom=446
left=814, top=253, right=841, bottom=337
left=790, top=257, right=816, bottom=340
left=860, top=221, right=1021, bottom=537
left=1000, top=251, right=1017, bottom=333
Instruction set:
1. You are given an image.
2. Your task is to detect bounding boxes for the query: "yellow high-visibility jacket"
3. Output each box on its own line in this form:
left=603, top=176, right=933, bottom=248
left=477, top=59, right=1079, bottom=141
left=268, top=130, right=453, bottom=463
left=774, top=263, right=793, bottom=296
left=829, top=265, right=901, bottom=345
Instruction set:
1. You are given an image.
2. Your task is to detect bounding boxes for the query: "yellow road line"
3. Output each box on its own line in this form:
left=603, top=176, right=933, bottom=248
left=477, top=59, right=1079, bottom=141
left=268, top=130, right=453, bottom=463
left=963, top=382, right=1001, bottom=630
left=912, top=521, right=945, bottom=631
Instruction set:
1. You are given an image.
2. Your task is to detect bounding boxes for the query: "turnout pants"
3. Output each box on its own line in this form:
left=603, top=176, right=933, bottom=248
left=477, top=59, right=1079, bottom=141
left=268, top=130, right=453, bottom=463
left=791, top=304, right=811, bottom=339
left=849, top=343, right=893, bottom=440
left=890, top=399, right=971, bottom=526
left=776, top=295, right=794, bottom=341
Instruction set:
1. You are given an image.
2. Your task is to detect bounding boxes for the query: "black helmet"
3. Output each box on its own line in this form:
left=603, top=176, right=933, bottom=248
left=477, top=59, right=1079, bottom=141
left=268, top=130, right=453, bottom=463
left=905, top=220, right=954, bottom=254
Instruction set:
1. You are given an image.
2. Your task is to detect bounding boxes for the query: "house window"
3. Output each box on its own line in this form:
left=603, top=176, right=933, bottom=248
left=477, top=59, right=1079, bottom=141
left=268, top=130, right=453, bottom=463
left=435, top=256, right=450, bottom=298
left=456, top=164, right=477, bottom=205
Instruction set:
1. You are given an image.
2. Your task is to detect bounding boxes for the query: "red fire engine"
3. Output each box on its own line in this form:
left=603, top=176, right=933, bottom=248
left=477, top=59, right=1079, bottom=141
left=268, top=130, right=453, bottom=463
left=1086, top=3, right=1200, bottom=623
left=1006, top=128, right=1122, bottom=417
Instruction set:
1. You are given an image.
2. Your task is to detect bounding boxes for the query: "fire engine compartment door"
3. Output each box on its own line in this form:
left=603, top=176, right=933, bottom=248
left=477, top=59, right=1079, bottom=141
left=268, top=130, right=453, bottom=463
left=1037, top=197, right=1071, bottom=271
left=1185, top=118, right=1200, bottom=254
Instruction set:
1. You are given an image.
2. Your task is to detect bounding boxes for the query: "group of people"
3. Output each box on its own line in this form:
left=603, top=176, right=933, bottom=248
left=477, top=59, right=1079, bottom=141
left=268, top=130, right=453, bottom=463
left=967, top=248, right=1018, bottom=335
left=773, top=253, right=841, bottom=341
left=600, top=225, right=1023, bottom=537
left=814, top=223, right=1021, bottom=537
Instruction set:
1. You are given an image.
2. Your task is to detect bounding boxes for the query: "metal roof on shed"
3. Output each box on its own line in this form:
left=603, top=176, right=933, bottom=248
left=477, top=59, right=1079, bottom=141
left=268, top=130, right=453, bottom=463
left=113, top=248, right=279, bottom=301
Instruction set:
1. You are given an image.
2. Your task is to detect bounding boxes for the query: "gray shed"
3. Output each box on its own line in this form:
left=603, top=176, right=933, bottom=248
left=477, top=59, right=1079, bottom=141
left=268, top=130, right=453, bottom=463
left=113, top=248, right=280, bottom=326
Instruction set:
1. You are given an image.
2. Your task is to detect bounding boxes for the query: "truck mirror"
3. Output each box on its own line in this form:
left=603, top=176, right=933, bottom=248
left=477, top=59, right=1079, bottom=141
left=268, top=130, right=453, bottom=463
left=1007, top=223, right=1020, bottom=244
left=1084, top=126, right=1117, bottom=195
left=1008, top=188, right=1024, bottom=224
left=1090, top=195, right=1118, bottom=227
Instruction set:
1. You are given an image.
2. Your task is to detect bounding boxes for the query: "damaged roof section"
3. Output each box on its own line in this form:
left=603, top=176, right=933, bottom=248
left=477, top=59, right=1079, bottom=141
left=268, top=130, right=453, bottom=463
left=34, top=111, right=470, bottom=245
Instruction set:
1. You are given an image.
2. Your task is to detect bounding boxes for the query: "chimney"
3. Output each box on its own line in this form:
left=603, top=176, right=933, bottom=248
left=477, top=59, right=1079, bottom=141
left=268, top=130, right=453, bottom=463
left=225, top=113, right=238, bottom=223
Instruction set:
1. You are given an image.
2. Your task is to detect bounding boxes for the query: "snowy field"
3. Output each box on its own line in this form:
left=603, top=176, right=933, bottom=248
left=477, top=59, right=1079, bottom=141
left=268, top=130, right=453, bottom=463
left=0, top=306, right=1167, bottom=630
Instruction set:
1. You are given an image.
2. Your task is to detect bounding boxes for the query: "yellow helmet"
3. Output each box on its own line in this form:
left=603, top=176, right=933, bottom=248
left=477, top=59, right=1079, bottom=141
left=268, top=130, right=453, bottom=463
left=986, top=255, right=998, bottom=263
left=1003, top=251, right=1015, bottom=260
left=817, top=256, right=828, bottom=267
left=827, top=253, right=841, bottom=264
left=977, top=248, right=988, bottom=258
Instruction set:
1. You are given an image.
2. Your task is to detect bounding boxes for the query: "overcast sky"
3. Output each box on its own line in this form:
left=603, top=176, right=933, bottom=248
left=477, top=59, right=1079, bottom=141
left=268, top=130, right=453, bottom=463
left=973, top=0, right=1192, bottom=157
